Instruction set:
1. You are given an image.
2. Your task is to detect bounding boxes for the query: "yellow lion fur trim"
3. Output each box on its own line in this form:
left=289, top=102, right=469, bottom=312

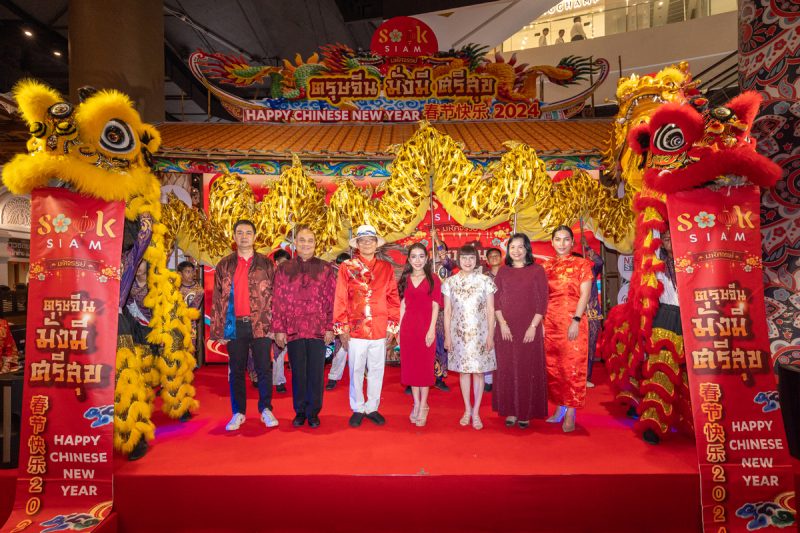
left=13, top=79, right=62, bottom=126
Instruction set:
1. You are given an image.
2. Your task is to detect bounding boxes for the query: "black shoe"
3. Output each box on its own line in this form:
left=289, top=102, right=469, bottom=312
left=518, top=420, right=530, bottom=429
left=276, top=384, right=287, bottom=393
left=308, top=415, right=320, bottom=428
left=434, top=379, right=450, bottom=392
left=128, top=440, right=148, bottom=461
left=325, top=379, right=338, bottom=391
left=250, top=380, right=258, bottom=388
left=365, top=411, right=386, bottom=425
left=626, top=405, right=638, bottom=419
left=349, top=412, right=365, bottom=427
left=179, top=411, right=192, bottom=423
left=484, top=383, right=493, bottom=393
left=404, top=386, right=412, bottom=395
left=292, top=414, right=307, bottom=427
left=643, top=429, right=661, bottom=445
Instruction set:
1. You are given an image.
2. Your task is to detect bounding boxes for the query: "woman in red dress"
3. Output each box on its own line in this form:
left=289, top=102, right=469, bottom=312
left=493, top=234, right=549, bottom=428
left=543, top=226, right=593, bottom=433
left=398, top=243, right=442, bottom=427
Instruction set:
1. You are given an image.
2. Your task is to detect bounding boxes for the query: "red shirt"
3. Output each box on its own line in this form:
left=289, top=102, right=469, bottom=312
left=333, top=255, right=401, bottom=339
left=233, top=254, right=253, bottom=317
left=271, top=257, right=336, bottom=341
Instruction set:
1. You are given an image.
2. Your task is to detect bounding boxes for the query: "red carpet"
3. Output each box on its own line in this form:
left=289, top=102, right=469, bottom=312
left=2, top=363, right=798, bottom=532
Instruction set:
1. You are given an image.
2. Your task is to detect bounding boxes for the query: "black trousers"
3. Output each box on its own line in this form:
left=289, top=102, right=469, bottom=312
left=287, top=338, right=326, bottom=417
left=228, top=320, right=272, bottom=415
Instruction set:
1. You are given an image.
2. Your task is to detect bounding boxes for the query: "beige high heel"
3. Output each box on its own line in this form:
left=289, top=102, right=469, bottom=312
left=410, top=405, right=419, bottom=424
left=416, top=406, right=430, bottom=427
left=562, top=408, right=576, bottom=433
left=546, top=406, right=566, bottom=423
left=472, top=413, right=483, bottom=430
left=459, top=410, right=471, bottom=426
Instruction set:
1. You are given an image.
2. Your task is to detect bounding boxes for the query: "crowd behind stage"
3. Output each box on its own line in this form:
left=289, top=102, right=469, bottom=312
left=167, top=218, right=680, bottom=445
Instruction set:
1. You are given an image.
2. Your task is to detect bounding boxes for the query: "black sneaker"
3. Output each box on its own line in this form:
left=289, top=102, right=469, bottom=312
left=349, top=412, right=365, bottom=427
left=308, top=415, right=320, bottom=428
left=484, top=383, right=493, bottom=393
left=643, top=429, right=660, bottom=445
left=276, top=384, right=287, bottom=393
left=292, top=414, right=307, bottom=427
left=128, top=440, right=148, bottom=461
left=404, top=385, right=412, bottom=395
left=626, top=405, right=638, bottom=419
left=365, top=411, right=386, bottom=425
left=434, top=379, right=450, bottom=392
left=325, top=379, right=338, bottom=391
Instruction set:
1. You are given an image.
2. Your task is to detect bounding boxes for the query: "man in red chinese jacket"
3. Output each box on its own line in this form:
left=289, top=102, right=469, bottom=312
left=334, top=225, right=401, bottom=427
left=211, top=220, right=278, bottom=431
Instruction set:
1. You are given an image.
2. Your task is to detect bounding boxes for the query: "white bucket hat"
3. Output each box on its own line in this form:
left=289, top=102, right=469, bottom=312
left=349, top=224, right=386, bottom=248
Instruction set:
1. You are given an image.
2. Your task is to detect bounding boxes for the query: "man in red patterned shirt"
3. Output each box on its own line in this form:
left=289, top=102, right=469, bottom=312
left=211, top=220, right=278, bottom=432
left=334, top=225, right=401, bottom=427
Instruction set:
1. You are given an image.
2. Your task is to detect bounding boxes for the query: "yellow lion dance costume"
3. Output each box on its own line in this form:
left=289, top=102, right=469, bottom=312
left=2, top=80, right=198, bottom=460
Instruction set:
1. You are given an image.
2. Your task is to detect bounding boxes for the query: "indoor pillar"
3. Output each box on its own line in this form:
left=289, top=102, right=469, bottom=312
left=68, top=0, right=164, bottom=122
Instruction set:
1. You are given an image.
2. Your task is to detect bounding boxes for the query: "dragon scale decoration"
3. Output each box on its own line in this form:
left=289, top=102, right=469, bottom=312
left=163, top=121, right=635, bottom=263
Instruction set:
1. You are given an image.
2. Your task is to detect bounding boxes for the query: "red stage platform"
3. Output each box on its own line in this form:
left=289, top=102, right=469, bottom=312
left=2, top=363, right=798, bottom=532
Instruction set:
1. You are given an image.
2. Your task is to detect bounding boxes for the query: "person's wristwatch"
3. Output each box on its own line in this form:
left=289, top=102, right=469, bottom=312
left=572, top=315, right=581, bottom=322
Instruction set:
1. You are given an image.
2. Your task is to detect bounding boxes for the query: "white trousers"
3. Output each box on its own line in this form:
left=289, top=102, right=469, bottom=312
left=348, top=338, right=385, bottom=413
left=328, top=347, right=348, bottom=381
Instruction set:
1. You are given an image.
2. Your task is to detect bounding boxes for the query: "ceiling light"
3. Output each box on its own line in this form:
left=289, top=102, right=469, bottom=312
left=23, top=29, right=33, bottom=37
left=53, top=51, right=62, bottom=57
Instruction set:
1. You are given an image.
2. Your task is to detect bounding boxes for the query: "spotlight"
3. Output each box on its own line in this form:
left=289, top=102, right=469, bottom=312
left=23, top=29, right=33, bottom=37
left=53, top=51, right=62, bottom=57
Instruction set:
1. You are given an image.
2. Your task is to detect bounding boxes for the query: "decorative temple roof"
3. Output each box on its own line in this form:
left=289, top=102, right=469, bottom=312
left=156, top=120, right=613, bottom=160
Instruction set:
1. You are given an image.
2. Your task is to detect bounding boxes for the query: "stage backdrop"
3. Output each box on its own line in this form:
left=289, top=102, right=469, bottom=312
left=2, top=188, right=121, bottom=532
left=667, top=186, right=796, bottom=532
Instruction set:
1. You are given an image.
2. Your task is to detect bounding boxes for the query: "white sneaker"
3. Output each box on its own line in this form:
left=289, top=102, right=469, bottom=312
left=261, top=408, right=279, bottom=428
left=586, top=381, right=596, bottom=389
left=225, top=413, right=246, bottom=431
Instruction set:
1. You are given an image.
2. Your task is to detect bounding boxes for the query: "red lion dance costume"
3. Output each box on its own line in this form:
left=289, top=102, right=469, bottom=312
left=601, top=91, right=781, bottom=444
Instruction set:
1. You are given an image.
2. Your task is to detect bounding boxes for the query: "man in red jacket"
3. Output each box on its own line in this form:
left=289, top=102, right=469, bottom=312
left=334, top=225, right=401, bottom=427
left=211, top=219, right=278, bottom=431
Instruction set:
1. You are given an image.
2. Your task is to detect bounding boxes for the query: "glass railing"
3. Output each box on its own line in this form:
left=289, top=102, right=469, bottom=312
left=500, top=0, right=736, bottom=52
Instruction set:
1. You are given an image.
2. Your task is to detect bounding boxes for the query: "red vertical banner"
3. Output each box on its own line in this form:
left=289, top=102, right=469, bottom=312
left=3, top=188, right=122, bottom=532
left=666, top=186, right=796, bottom=532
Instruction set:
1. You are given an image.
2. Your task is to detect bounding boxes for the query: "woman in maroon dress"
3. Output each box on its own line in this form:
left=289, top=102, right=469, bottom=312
left=493, top=233, right=549, bottom=428
left=398, top=243, right=442, bottom=427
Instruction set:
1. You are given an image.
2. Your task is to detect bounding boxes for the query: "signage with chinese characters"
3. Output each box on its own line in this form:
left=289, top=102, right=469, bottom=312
left=2, top=188, right=121, bottom=532
left=189, top=17, right=608, bottom=123
left=666, top=186, right=796, bottom=533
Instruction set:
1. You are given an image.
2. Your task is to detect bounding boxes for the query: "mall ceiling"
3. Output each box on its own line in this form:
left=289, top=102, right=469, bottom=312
left=0, top=0, right=505, bottom=122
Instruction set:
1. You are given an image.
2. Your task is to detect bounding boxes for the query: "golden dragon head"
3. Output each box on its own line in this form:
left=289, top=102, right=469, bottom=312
left=2, top=79, right=161, bottom=201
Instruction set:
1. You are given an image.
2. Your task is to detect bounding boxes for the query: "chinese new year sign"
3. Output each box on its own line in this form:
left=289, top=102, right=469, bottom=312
left=3, top=188, right=122, bottom=532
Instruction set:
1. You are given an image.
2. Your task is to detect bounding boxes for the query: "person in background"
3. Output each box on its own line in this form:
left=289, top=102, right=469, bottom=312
left=538, top=27, right=550, bottom=47
left=398, top=243, right=442, bottom=427
left=177, top=261, right=203, bottom=346
left=272, top=226, right=336, bottom=428
left=211, top=219, right=278, bottom=432
left=334, top=225, right=401, bottom=428
left=555, top=28, right=566, bottom=44
left=326, top=252, right=351, bottom=390
left=570, top=16, right=587, bottom=41
left=248, top=249, right=290, bottom=391
left=443, top=245, right=496, bottom=430
left=582, top=239, right=604, bottom=389
left=543, top=226, right=593, bottom=433
left=482, top=247, right=504, bottom=392
left=493, top=234, right=548, bottom=429
left=432, top=228, right=455, bottom=392
left=0, top=317, right=19, bottom=373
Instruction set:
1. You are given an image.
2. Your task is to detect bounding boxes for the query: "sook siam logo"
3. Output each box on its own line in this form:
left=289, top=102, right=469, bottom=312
left=37, top=210, right=117, bottom=251
left=675, top=205, right=755, bottom=244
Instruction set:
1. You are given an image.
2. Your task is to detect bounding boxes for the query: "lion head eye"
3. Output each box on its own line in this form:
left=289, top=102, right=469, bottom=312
left=100, top=119, right=135, bottom=154
left=652, top=123, right=686, bottom=153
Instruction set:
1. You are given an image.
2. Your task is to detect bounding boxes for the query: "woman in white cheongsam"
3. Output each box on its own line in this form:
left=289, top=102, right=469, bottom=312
left=442, top=245, right=496, bottom=430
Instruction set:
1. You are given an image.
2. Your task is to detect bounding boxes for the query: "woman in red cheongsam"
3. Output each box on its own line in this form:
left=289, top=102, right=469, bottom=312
left=543, top=226, right=593, bottom=433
